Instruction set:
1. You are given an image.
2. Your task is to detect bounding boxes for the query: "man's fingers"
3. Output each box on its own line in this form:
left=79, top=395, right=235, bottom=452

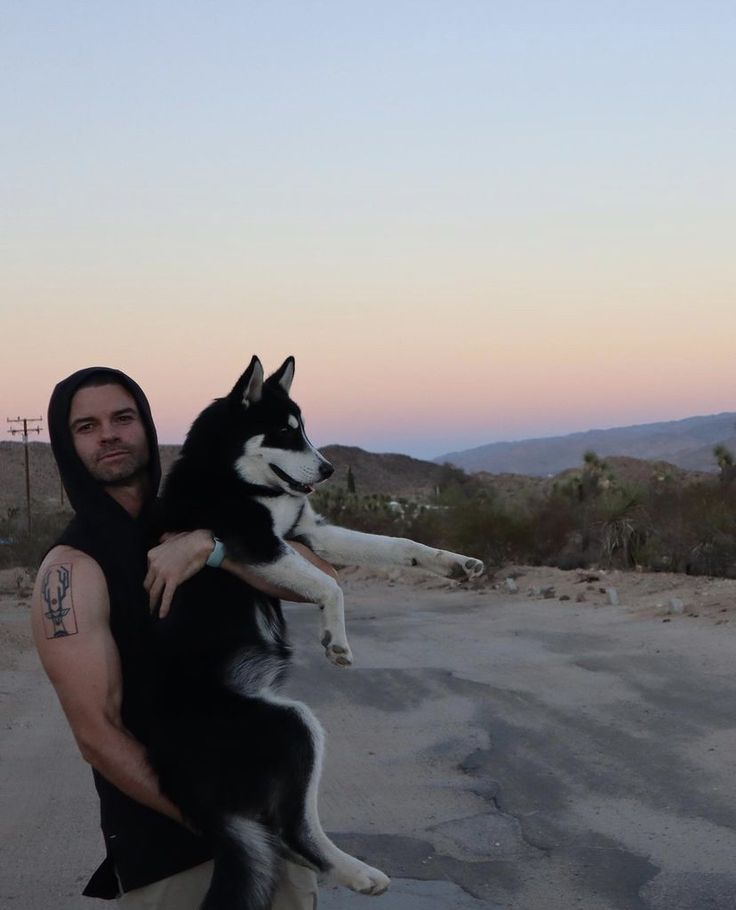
left=147, top=575, right=165, bottom=612
left=159, top=582, right=175, bottom=619
left=145, top=530, right=212, bottom=618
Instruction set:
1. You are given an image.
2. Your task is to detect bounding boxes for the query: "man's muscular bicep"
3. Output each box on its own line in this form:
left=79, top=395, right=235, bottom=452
left=33, top=549, right=111, bottom=650
left=31, top=550, right=124, bottom=747
left=31, top=550, right=187, bottom=823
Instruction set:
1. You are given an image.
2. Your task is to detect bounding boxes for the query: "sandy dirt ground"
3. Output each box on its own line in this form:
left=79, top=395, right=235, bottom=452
left=1, top=563, right=736, bottom=909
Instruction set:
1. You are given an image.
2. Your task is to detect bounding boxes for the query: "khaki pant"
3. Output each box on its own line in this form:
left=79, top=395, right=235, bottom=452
left=117, top=860, right=318, bottom=909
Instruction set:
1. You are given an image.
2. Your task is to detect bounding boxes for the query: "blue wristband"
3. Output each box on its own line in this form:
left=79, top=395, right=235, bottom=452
left=206, top=536, right=226, bottom=568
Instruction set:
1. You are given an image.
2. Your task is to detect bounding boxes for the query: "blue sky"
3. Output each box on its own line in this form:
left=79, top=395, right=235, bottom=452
left=3, top=1, right=735, bottom=458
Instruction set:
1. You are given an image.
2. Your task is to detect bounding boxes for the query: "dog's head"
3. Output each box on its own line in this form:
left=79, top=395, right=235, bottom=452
left=222, top=356, right=333, bottom=496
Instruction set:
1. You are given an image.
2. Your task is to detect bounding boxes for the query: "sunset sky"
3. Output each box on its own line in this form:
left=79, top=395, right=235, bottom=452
left=3, top=2, right=735, bottom=459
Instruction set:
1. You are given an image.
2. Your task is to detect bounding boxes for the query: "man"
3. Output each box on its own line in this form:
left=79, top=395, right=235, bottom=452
left=31, top=367, right=326, bottom=908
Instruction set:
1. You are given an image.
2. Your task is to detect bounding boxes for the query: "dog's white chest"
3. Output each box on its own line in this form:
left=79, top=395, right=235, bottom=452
left=256, top=495, right=306, bottom=538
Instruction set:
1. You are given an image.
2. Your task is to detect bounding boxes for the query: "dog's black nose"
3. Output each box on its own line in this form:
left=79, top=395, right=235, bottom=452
left=319, top=462, right=334, bottom=479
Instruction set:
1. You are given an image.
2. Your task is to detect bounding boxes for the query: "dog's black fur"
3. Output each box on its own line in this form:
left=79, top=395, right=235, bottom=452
left=148, top=357, right=383, bottom=910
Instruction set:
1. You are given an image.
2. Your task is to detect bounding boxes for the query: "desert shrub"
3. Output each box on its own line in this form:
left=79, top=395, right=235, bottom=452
left=404, top=500, right=530, bottom=566
left=659, top=482, right=736, bottom=576
left=527, top=492, right=584, bottom=567
left=310, top=490, right=405, bottom=536
left=414, top=467, right=532, bottom=564
left=307, top=461, right=736, bottom=578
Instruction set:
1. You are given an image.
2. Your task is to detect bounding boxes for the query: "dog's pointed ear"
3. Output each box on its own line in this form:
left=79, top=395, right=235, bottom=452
left=229, top=356, right=264, bottom=408
left=266, top=356, right=295, bottom=395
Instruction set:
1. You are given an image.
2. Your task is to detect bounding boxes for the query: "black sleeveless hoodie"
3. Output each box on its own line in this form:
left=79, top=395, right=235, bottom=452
left=48, top=368, right=211, bottom=899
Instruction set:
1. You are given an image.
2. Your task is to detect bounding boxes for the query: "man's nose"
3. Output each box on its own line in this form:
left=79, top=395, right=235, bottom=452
left=99, top=423, right=121, bottom=442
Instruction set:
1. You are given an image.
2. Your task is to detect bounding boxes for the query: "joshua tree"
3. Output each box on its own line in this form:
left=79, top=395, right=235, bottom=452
left=579, top=450, right=610, bottom=500
left=713, top=444, right=736, bottom=484
left=346, top=465, right=356, bottom=494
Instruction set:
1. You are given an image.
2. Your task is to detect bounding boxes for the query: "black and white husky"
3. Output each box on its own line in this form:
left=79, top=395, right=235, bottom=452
left=150, top=356, right=484, bottom=910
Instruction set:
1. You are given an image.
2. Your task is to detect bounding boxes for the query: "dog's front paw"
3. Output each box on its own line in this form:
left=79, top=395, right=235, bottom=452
left=415, top=548, right=485, bottom=580
left=449, top=556, right=485, bottom=580
left=332, top=857, right=390, bottom=896
left=321, top=631, right=353, bottom=667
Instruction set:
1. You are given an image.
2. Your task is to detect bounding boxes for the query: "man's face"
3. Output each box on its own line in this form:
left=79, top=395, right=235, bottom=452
left=68, top=383, right=150, bottom=486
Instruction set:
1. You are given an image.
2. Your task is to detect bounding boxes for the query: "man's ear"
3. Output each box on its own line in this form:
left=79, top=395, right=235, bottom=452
left=266, top=356, right=295, bottom=395
left=229, top=356, right=264, bottom=408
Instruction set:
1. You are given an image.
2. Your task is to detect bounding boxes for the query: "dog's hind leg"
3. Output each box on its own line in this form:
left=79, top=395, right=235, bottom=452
left=277, top=700, right=391, bottom=897
left=202, top=818, right=278, bottom=910
left=287, top=815, right=390, bottom=897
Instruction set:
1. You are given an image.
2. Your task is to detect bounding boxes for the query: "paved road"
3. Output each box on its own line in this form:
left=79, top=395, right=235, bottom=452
left=2, top=580, right=736, bottom=909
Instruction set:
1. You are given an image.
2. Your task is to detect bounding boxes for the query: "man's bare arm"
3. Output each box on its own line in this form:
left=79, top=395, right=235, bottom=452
left=31, top=547, right=187, bottom=826
left=145, top=530, right=337, bottom=618
left=224, top=541, right=338, bottom=597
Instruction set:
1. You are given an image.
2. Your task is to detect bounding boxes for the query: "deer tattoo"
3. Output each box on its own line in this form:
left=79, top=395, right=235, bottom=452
left=41, top=565, right=77, bottom=638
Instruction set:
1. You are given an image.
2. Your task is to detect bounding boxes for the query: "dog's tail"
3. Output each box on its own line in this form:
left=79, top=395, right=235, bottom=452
left=201, top=818, right=279, bottom=910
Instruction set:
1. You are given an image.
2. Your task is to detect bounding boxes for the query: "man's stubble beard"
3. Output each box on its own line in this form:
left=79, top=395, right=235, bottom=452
left=91, top=450, right=150, bottom=488
left=99, top=464, right=149, bottom=488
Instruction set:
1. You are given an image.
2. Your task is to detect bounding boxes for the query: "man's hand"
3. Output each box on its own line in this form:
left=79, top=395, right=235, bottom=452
left=145, top=530, right=214, bottom=618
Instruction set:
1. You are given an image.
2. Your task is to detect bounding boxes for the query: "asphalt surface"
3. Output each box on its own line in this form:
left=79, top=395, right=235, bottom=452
left=2, top=578, right=736, bottom=909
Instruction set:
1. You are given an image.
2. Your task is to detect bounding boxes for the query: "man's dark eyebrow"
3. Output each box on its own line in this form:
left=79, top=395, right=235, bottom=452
left=69, top=407, right=138, bottom=430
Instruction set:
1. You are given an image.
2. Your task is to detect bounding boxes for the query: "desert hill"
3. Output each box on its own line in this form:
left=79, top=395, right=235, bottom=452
left=319, top=445, right=445, bottom=499
left=436, top=412, right=736, bottom=476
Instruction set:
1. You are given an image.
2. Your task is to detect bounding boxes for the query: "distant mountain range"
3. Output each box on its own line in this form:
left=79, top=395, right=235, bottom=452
left=435, top=412, right=736, bottom=476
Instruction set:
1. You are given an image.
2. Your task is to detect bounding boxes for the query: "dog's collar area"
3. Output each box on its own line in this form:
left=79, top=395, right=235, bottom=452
left=269, top=463, right=314, bottom=494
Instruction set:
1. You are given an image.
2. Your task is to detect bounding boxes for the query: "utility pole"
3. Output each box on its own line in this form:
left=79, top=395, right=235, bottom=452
left=7, top=417, right=42, bottom=533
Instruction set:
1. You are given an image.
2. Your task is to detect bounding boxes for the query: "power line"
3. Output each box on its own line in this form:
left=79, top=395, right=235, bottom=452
left=7, top=417, right=42, bottom=533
